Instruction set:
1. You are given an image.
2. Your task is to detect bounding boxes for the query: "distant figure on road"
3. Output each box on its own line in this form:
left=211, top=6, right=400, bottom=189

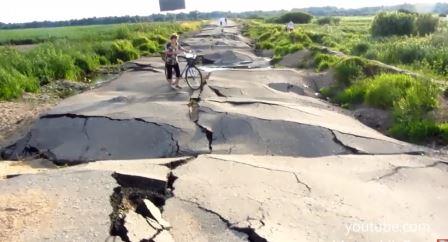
left=286, top=21, right=294, bottom=32
left=164, top=34, right=185, bottom=89
left=225, top=18, right=228, bottom=25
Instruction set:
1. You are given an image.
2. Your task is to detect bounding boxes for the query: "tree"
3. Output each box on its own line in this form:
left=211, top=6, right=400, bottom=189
left=274, top=12, right=313, bottom=24
left=371, top=12, right=416, bottom=37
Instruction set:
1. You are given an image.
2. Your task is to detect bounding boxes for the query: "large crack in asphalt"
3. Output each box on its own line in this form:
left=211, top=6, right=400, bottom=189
left=209, top=155, right=312, bottom=194
left=164, top=156, right=269, bottom=242
left=371, top=160, right=448, bottom=181
left=198, top=106, right=355, bottom=157
left=41, top=113, right=184, bottom=132
left=330, top=130, right=362, bottom=155
left=107, top=155, right=269, bottom=242
left=109, top=172, right=169, bottom=242
left=177, top=197, right=268, bottom=242
left=1, top=114, right=185, bottom=165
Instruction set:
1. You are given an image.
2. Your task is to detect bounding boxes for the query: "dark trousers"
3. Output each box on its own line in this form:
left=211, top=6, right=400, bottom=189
left=166, top=63, right=181, bottom=79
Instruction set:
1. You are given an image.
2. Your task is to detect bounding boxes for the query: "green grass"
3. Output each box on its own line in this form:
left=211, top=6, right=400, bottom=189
left=336, top=73, right=442, bottom=142
left=245, top=17, right=448, bottom=144
left=0, top=21, right=201, bottom=100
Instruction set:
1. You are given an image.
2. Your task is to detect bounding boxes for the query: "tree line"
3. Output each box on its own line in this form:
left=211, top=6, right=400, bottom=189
left=1, top=2, right=447, bottom=30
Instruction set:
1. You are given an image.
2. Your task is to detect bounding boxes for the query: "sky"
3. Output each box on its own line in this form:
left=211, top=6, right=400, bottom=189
left=1, top=0, right=447, bottom=23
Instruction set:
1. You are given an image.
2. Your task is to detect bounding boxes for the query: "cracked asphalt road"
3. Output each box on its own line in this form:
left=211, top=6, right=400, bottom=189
left=0, top=20, right=447, bottom=241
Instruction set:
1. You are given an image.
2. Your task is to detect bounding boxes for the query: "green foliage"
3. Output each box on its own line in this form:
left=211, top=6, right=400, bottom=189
left=364, top=74, right=426, bottom=109
left=244, top=17, right=448, bottom=144
left=392, top=79, right=439, bottom=119
left=334, top=73, right=441, bottom=142
left=335, top=81, right=366, bottom=104
left=74, top=53, right=101, bottom=74
left=115, top=25, right=132, bottom=39
left=274, top=12, right=313, bottom=24
left=371, top=12, right=439, bottom=37
left=0, top=21, right=200, bottom=100
left=0, top=68, right=38, bottom=100
left=336, top=73, right=438, bottom=109
left=132, top=36, right=160, bottom=53
left=28, top=44, right=81, bottom=83
left=111, top=40, right=139, bottom=63
left=351, top=42, right=370, bottom=55
left=415, top=14, right=439, bottom=36
left=289, top=31, right=312, bottom=46
left=390, top=119, right=440, bottom=142
left=377, top=39, right=426, bottom=64
left=317, top=17, right=341, bottom=25
left=313, top=53, right=341, bottom=71
left=371, top=12, right=416, bottom=37
left=334, top=57, right=366, bottom=86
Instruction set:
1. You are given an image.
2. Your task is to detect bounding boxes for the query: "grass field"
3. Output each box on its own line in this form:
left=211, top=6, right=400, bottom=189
left=0, top=21, right=201, bottom=100
left=0, top=25, right=123, bottom=45
left=0, top=22, right=200, bottom=45
left=244, top=14, right=448, bottom=144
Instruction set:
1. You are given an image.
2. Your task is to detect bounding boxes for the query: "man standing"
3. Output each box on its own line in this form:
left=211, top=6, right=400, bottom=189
left=287, top=21, right=294, bottom=32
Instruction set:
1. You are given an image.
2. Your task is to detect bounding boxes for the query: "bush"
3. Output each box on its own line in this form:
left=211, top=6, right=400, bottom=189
left=115, top=26, right=132, bottom=39
left=132, top=36, right=151, bottom=47
left=74, top=53, right=100, bottom=74
left=28, top=44, right=80, bottom=83
left=334, top=57, right=366, bottom=86
left=289, top=31, right=312, bottom=46
left=415, top=14, right=439, bottom=36
left=313, top=53, right=341, bottom=71
left=257, top=32, right=273, bottom=42
left=363, top=74, right=420, bottom=109
left=150, top=34, right=168, bottom=45
left=371, top=12, right=416, bottom=37
left=393, top=79, right=439, bottom=119
left=376, top=40, right=426, bottom=64
left=336, top=74, right=439, bottom=110
left=351, top=42, right=370, bottom=55
left=0, top=68, right=38, bottom=100
left=390, top=119, right=440, bottom=142
left=371, top=12, right=439, bottom=37
left=110, top=40, right=139, bottom=63
left=274, top=43, right=304, bottom=57
left=132, top=36, right=160, bottom=53
left=335, top=81, right=367, bottom=104
left=334, top=73, right=441, bottom=142
left=275, top=12, right=313, bottom=24
left=138, top=41, right=159, bottom=53
left=317, top=17, right=340, bottom=25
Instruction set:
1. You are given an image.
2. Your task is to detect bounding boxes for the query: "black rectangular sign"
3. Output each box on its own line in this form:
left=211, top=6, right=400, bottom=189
left=159, top=0, right=186, bottom=11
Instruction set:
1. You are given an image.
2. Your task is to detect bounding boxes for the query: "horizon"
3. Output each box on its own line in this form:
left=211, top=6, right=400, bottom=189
left=2, top=0, right=448, bottom=24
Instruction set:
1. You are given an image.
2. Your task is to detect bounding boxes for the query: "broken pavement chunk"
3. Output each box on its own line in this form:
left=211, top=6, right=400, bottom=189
left=124, top=210, right=158, bottom=242
left=153, top=230, right=175, bottom=242
left=143, top=199, right=171, bottom=229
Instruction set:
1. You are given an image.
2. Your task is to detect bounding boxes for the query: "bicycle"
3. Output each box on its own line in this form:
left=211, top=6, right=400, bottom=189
left=163, top=51, right=204, bottom=91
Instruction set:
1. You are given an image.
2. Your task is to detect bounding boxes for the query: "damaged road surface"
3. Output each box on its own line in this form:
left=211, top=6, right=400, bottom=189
left=1, top=20, right=448, bottom=241
left=1, top=19, right=427, bottom=163
left=2, top=70, right=209, bottom=164
left=170, top=154, right=448, bottom=242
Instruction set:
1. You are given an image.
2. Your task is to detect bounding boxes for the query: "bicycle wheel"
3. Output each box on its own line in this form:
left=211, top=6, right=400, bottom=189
left=185, top=66, right=203, bottom=91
